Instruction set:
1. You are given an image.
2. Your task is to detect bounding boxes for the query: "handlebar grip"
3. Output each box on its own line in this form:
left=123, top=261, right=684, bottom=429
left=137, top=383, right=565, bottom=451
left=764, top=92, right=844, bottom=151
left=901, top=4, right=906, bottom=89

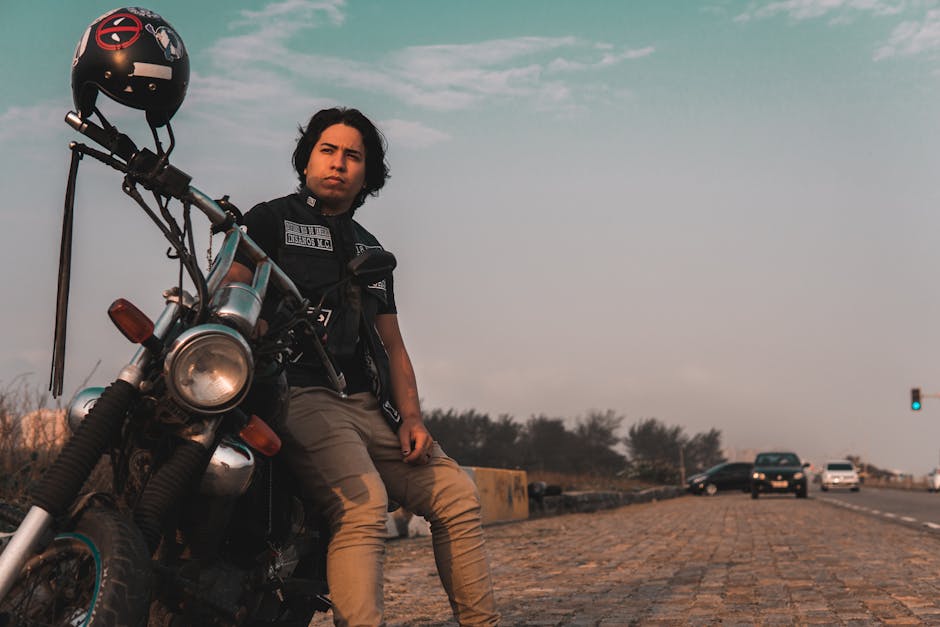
left=64, top=111, right=138, bottom=162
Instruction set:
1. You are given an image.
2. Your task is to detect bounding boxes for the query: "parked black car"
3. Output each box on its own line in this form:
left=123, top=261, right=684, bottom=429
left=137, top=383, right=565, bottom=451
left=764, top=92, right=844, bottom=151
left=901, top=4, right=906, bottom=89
left=687, top=462, right=753, bottom=496
left=750, top=451, right=809, bottom=499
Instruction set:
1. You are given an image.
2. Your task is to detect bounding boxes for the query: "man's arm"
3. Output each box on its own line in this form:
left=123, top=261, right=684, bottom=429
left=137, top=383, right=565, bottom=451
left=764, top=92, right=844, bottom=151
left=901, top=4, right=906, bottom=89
left=375, top=313, right=433, bottom=465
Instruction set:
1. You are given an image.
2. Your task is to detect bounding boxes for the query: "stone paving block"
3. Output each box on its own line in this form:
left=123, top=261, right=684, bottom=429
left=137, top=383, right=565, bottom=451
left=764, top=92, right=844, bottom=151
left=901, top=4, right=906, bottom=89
left=309, top=493, right=940, bottom=625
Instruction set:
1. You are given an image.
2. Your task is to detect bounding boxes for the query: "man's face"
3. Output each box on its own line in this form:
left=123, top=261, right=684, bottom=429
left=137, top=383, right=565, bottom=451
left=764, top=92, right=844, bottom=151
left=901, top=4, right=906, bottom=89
left=305, top=123, right=367, bottom=214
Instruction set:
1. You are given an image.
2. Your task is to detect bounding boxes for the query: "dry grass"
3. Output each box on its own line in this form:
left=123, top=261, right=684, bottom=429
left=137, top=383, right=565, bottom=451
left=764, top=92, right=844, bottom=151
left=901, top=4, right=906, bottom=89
left=0, top=378, right=66, bottom=505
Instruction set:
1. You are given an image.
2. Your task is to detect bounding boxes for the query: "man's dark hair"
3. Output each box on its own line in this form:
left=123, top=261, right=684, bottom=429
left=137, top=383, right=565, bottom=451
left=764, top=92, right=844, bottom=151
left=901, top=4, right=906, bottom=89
left=293, top=107, right=390, bottom=211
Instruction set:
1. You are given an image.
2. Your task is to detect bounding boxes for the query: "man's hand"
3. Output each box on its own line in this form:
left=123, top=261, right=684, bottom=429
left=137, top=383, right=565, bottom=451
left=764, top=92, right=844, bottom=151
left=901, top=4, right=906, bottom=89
left=399, top=416, right=433, bottom=465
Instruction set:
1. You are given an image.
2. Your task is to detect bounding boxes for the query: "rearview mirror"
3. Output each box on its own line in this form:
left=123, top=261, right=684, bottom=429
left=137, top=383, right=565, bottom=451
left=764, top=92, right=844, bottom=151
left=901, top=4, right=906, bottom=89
left=346, top=249, right=396, bottom=284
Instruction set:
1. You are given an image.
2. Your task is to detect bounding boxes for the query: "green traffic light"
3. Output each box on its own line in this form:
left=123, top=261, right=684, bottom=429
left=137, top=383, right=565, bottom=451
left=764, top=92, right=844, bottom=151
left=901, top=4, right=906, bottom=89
left=912, top=387, right=922, bottom=411
left=913, top=401, right=922, bottom=411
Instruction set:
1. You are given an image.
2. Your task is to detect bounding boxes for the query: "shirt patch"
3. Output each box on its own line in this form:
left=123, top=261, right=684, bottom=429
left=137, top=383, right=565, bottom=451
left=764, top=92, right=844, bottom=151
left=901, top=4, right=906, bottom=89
left=285, top=220, right=332, bottom=251
left=307, top=306, right=332, bottom=327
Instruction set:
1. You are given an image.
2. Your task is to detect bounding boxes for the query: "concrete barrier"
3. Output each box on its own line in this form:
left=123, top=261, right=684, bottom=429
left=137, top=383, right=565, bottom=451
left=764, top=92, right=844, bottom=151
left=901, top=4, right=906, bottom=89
left=385, top=468, right=684, bottom=537
left=386, top=466, right=529, bottom=538
left=462, top=467, right=528, bottom=525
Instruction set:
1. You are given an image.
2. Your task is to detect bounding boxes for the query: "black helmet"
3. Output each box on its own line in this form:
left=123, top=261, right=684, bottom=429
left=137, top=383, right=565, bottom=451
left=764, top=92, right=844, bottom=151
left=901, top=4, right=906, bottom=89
left=72, top=7, right=189, bottom=127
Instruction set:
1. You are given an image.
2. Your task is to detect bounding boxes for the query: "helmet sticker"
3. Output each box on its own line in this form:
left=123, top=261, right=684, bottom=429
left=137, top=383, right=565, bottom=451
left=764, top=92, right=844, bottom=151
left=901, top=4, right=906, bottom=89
left=126, top=7, right=162, bottom=19
left=132, top=62, right=172, bottom=80
left=96, top=13, right=143, bottom=51
left=145, top=23, right=185, bottom=61
left=73, top=26, right=91, bottom=68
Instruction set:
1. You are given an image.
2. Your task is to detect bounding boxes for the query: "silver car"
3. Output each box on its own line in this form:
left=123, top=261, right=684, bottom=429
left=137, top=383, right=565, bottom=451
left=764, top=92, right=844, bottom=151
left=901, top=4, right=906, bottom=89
left=820, top=460, right=860, bottom=492
left=927, top=469, right=940, bottom=492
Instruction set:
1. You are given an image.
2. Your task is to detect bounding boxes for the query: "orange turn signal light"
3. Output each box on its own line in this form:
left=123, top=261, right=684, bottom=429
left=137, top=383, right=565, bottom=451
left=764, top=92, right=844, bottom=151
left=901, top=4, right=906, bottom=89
left=239, top=414, right=282, bottom=456
left=108, top=298, right=155, bottom=344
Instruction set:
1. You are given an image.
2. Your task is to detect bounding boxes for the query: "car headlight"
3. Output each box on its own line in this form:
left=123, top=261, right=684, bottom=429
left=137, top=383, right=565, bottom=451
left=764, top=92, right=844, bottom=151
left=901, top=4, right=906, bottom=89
left=165, top=324, right=253, bottom=414
left=793, top=472, right=804, bottom=480
left=753, top=472, right=765, bottom=480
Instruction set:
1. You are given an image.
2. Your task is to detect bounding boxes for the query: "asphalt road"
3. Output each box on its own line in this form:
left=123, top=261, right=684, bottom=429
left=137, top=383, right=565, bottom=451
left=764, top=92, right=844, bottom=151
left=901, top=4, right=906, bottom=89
left=815, top=481, right=940, bottom=534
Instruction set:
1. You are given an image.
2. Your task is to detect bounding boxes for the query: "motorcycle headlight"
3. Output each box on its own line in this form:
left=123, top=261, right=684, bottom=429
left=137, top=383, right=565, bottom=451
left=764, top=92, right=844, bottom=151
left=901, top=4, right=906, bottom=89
left=164, top=324, right=253, bottom=414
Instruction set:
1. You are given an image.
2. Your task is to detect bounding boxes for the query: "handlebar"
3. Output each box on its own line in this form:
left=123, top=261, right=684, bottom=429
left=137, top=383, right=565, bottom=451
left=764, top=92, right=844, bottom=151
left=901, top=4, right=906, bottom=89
left=64, top=110, right=306, bottom=314
left=63, top=109, right=349, bottom=393
left=65, top=112, right=138, bottom=162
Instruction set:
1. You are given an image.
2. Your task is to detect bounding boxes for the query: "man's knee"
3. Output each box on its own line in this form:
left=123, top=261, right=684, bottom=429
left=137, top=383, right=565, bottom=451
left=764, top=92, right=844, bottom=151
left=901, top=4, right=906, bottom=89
left=429, top=469, right=483, bottom=524
left=323, top=476, right=390, bottom=537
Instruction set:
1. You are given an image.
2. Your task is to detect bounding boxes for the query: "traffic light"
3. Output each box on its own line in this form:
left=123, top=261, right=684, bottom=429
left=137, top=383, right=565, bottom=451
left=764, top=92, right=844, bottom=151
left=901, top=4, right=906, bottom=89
left=912, top=387, right=922, bottom=411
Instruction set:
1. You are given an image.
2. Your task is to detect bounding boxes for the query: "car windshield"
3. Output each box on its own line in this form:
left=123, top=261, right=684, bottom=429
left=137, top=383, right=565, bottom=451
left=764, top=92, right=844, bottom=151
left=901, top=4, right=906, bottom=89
left=826, top=462, right=854, bottom=471
left=755, top=453, right=800, bottom=466
left=703, top=462, right=728, bottom=474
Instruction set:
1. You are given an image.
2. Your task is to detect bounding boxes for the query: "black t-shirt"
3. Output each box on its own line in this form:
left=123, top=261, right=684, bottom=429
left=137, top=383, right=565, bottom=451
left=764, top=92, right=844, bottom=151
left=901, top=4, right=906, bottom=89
left=238, top=189, right=396, bottom=393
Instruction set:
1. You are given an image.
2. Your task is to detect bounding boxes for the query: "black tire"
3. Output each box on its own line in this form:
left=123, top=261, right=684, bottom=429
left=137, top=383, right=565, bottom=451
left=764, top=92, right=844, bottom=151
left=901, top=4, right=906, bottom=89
left=0, top=507, right=151, bottom=626
left=751, top=489, right=759, bottom=499
left=796, top=487, right=808, bottom=498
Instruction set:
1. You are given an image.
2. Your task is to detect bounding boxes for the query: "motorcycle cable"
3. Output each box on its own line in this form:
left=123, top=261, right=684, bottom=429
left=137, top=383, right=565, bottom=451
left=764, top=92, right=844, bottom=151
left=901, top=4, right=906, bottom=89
left=123, top=184, right=209, bottom=325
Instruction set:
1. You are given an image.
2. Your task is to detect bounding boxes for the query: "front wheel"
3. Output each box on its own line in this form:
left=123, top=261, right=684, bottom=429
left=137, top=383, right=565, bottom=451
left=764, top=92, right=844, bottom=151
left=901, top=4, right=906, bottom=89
left=0, top=507, right=151, bottom=626
left=704, top=483, right=718, bottom=497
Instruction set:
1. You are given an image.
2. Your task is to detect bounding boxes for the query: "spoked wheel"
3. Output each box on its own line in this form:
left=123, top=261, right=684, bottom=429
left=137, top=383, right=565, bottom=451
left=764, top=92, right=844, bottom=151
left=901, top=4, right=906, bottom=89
left=0, top=507, right=151, bottom=627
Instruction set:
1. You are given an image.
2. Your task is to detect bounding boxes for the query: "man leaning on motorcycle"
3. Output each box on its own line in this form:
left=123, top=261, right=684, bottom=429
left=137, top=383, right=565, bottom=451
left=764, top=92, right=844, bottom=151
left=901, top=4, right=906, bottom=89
left=224, top=107, right=500, bottom=626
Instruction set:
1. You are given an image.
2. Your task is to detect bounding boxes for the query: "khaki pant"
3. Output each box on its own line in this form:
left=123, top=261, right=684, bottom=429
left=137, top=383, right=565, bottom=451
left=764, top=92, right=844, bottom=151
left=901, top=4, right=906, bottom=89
left=278, top=387, right=500, bottom=626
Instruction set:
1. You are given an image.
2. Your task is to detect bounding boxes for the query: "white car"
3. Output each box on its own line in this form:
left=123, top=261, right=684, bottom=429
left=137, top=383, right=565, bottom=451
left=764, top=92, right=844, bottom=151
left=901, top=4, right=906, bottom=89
left=820, top=460, right=860, bottom=492
left=927, top=469, right=940, bottom=492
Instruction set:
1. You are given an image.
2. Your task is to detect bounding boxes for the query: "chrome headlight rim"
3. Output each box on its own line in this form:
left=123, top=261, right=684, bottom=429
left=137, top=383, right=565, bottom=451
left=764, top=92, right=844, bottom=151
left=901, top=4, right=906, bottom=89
left=164, top=323, right=253, bottom=414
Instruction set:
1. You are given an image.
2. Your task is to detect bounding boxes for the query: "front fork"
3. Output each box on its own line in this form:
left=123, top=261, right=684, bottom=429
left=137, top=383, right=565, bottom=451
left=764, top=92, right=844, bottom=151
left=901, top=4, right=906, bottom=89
left=0, top=298, right=181, bottom=603
left=0, top=377, right=139, bottom=602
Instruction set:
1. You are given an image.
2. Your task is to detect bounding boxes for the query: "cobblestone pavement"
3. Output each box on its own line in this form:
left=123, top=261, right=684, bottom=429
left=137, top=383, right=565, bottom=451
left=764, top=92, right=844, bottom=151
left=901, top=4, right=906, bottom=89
left=310, top=492, right=940, bottom=625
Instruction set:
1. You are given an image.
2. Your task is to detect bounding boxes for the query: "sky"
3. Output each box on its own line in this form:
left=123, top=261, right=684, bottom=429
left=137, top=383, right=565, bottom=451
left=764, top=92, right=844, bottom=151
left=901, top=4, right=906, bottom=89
left=2, top=0, right=940, bottom=473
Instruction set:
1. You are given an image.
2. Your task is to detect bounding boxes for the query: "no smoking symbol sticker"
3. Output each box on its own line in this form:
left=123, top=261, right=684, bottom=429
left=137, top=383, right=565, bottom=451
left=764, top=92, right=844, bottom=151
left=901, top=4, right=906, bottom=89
left=96, top=13, right=142, bottom=51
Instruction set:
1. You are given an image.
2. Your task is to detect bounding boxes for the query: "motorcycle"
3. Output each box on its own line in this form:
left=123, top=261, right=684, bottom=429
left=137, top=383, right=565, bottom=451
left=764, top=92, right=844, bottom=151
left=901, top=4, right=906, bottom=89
left=0, top=52, right=395, bottom=627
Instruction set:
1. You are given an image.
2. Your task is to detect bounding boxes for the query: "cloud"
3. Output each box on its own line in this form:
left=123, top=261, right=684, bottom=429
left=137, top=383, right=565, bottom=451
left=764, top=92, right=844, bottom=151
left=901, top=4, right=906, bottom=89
left=874, top=8, right=940, bottom=59
left=379, top=119, right=451, bottom=149
left=548, top=46, right=655, bottom=72
left=0, top=103, right=67, bottom=143
left=734, top=0, right=906, bottom=23
left=234, top=0, right=345, bottom=27
left=202, top=0, right=653, bottom=116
